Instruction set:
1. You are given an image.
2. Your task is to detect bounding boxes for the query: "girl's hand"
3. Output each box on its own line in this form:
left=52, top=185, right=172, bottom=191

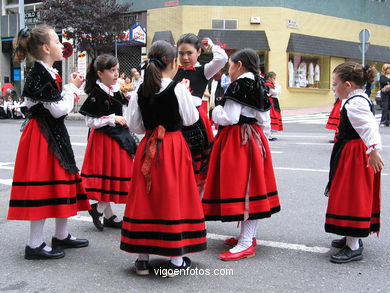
left=115, top=115, right=128, bottom=127
left=368, top=150, right=384, bottom=173
left=201, top=38, right=214, bottom=51
left=70, top=72, right=84, bottom=88
left=181, top=78, right=190, bottom=89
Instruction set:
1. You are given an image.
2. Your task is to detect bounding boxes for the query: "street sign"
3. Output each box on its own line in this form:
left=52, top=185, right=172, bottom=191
left=62, top=42, right=73, bottom=58
left=359, top=29, right=370, bottom=43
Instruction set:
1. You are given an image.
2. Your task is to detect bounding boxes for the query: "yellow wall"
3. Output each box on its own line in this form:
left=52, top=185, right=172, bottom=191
left=147, top=6, right=390, bottom=108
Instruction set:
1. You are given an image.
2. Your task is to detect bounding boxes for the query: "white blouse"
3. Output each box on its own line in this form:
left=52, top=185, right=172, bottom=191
left=342, top=89, right=382, bottom=153
left=212, top=72, right=271, bottom=138
left=84, top=80, right=121, bottom=129
left=24, top=60, right=78, bottom=119
left=127, top=78, right=199, bottom=134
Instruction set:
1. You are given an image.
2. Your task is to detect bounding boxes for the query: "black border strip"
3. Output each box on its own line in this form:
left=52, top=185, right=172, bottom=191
left=9, top=193, right=88, bottom=207
left=123, top=217, right=205, bottom=225
left=202, top=191, right=278, bottom=204
left=120, top=242, right=207, bottom=257
left=326, top=213, right=371, bottom=222
left=121, top=229, right=206, bottom=241
left=325, top=224, right=370, bottom=237
left=12, top=179, right=82, bottom=186
left=81, top=173, right=131, bottom=181
left=205, top=206, right=281, bottom=222
left=86, top=188, right=128, bottom=196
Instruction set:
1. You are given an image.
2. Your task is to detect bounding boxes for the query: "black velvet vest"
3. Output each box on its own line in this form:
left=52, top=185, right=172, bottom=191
left=173, top=66, right=209, bottom=99
left=137, top=81, right=183, bottom=132
left=24, top=62, right=78, bottom=174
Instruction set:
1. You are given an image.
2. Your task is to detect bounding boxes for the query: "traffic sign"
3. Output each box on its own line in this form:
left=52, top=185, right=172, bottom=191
left=62, top=42, right=73, bottom=58
left=359, top=29, right=370, bottom=43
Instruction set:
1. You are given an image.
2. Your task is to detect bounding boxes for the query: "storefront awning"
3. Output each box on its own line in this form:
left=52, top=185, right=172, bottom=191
left=287, top=33, right=390, bottom=63
left=152, top=31, right=175, bottom=45
left=198, top=29, right=270, bottom=50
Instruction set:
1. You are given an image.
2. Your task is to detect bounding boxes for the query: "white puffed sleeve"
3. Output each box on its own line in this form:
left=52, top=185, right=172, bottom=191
left=127, top=92, right=145, bottom=134
left=175, top=83, right=199, bottom=126
left=345, top=98, right=382, bottom=152
left=85, top=114, right=116, bottom=129
left=42, top=83, right=78, bottom=118
left=212, top=100, right=242, bottom=126
left=256, top=110, right=271, bottom=139
left=204, top=45, right=228, bottom=80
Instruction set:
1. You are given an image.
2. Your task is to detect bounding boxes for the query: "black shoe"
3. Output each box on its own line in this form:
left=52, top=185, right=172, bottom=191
left=331, top=237, right=363, bottom=249
left=135, top=259, right=150, bottom=276
left=88, top=203, right=104, bottom=231
left=25, top=242, right=65, bottom=260
left=52, top=234, right=89, bottom=249
left=165, top=257, right=192, bottom=277
left=329, top=140, right=335, bottom=143
left=330, top=246, right=363, bottom=264
left=103, top=215, right=122, bottom=229
left=268, top=137, right=278, bottom=141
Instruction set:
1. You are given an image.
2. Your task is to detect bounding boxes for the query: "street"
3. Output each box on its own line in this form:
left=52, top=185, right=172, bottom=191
left=0, top=115, right=389, bottom=293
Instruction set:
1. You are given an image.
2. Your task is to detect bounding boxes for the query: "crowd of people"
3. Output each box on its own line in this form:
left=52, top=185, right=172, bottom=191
left=5, top=24, right=384, bottom=278
left=0, top=88, right=28, bottom=119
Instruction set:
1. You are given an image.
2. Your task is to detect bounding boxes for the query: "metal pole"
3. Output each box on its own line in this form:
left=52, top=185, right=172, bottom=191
left=19, top=0, right=25, bottom=90
left=362, top=33, right=365, bottom=66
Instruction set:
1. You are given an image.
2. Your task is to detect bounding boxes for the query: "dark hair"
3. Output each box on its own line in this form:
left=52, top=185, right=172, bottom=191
left=177, top=33, right=201, bottom=51
left=333, top=61, right=376, bottom=86
left=85, top=54, right=118, bottom=94
left=265, top=72, right=276, bottom=80
left=230, top=48, right=261, bottom=77
left=141, top=40, right=177, bottom=97
left=13, top=25, right=53, bottom=62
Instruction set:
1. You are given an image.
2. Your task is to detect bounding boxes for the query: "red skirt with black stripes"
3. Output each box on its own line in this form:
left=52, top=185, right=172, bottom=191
left=269, top=97, right=283, bottom=131
left=81, top=129, right=133, bottom=204
left=326, top=99, right=341, bottom=131
left=7, top=118, right=90, bottom=221
left=202, top=124, right=281, bottom=222
left=120, top=130, right=206, bottom=257
left=325, top=139, right=381, bottom=237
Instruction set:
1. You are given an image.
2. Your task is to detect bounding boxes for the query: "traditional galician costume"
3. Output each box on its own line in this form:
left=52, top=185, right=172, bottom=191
left=120, top=78, right=207, bottom=260
left=173, top=44, right=227, bottom=190
left=326, top=97, right=342, bottom=141
left=265, top=80, right=283, bottom=132
left=8, top=61, right=90, bottom=221
left=202, top=72, right=281, bottom=261
left=325, top=90, right=381, bottom=240
left=79, top=81, right=136, bottom=228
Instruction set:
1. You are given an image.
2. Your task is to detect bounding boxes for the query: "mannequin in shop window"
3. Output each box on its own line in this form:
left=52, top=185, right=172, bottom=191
left=315, top=63, right=321, bottom=87
left=288, top=59, right=294, bottom=87
left=298, top=62, right=307, bottom=87
left=308, top=62, right=315, bottom=87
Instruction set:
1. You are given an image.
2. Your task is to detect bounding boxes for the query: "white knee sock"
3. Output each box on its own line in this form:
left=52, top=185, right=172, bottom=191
left=137, top=254, right=150, bottom=262
left=170, top=256, right=184, bottom=266
left=104, top=203, right=121, bottom=223
left=230, top=220, right=258, bottom=253
left=346, top=236, right=360, bottom=250
left=29, top=219, right=51, bottom=252
left=97, top=201, right=108, bottom=214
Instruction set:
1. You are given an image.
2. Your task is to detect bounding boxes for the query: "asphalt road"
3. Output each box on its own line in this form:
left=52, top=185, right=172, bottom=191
left=0, top=115, right=389, bottom=293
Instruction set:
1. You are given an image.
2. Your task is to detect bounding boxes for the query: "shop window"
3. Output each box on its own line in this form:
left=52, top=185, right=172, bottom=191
left=287, top=53, right=330, bottom=89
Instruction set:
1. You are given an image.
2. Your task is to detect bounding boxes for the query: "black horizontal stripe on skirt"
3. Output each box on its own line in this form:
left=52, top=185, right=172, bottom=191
left=12, top=179, right=82, bottom=186
left=325, top=224, right=371, bottom=238
left=120, top=242, right=207, bottom=257
left=202, top=191, right=278, bottom=204
left=205, top=206, right=281, bottom=222
left=326, top=122, right=338, bottom=126
left=85, top=188, right=128, bottom=196
left=326, top=213, right=371, bottom=222
left=123, top=217, right=205, bottom=225
left=9, top=193, right=88, bottom=207
left=121, top=229, right=206, bottom=241
left=81, top=173, right=131, bottom=181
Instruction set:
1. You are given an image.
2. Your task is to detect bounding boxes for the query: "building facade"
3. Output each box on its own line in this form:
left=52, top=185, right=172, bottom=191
left=124, top=0, right=390, bottom=108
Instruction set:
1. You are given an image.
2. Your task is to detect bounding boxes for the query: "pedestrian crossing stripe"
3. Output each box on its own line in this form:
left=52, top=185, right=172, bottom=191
left=283, top=113, right=381, bottom=124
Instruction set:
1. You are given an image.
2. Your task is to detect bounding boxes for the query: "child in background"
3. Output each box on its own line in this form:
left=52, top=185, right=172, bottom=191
left=265, top=72, right=283, bottom=141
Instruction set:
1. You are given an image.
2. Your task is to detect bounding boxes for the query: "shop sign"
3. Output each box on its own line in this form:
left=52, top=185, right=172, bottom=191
left=130, top=24, right=146, bottom=44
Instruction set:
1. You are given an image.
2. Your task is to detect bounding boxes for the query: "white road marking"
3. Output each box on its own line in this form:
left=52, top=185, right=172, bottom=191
left=275, top=167, right=388, bottom=176
left=0, top=179, right=12, bottom=185
left=0, top=162, right=14, bottom=170
left=68, top=216, right=330, bottom=254
left=295, top=143, right=332, bottom=146
left=71, top=142, right=87, bottom=147
left=271, top=151, right=283, bottom=154
left=278, top=135, right=327, bottom=138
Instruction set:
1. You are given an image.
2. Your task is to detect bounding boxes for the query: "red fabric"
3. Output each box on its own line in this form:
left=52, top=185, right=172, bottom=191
left=326, top=99, right=342, bottom=131
left=202, top=124, right=280, bottom=221
left=55, top=74, right=62, bottom=90
left=268, top=97, right=283, bottom=131
left=325, top=139, right=381, bottom=237
left=8, top=118, right=90, bottom=221
left=178, top=66, right=196, bottom=71
left=81, top=129, right=133, bottom=204
left=141, top=126, right=166, bottom=193
left=1, top=83, right=14, bottom=97
left=120, top=131, right=206, bottom=257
